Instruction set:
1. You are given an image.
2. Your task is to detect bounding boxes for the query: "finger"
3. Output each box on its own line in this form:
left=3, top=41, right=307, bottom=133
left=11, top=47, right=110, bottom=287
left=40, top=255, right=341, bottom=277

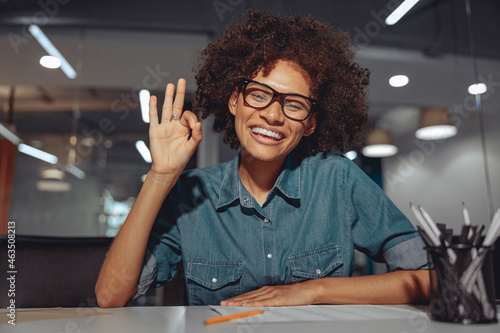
left=241, top=298, right=278, bottom=307
left=226, top=294, right=274, bottom=307
left=235, top=289, right=282, bottom=306
left=179, top=110, right=199, bottom=128
left=222, top=289, right=267, bottom=305
left=172, top=78, right=186, bottom=119
left=149, top=95, right=159, bottom=127
left=161, top=83, right=175, bottom=123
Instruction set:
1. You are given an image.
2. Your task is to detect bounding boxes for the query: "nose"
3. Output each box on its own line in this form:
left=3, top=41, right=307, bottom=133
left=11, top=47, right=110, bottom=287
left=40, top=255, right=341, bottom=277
left=259, top=99, right=285, bottom=124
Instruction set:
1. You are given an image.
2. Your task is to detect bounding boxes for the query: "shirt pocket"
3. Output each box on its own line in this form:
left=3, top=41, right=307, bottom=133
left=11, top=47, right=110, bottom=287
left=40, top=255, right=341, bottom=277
left=186, top=260, right=244, bottom=305
left=289, top=245, right=344, bottom=283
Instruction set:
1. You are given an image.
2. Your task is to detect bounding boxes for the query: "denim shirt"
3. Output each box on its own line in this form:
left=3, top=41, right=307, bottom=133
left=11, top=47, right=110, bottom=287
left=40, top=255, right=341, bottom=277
left=136, top=152, right=428, bottom=305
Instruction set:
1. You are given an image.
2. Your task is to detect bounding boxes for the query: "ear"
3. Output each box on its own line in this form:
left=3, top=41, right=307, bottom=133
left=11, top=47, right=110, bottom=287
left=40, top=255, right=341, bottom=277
left=303, top=112, right=317, bottom=137
left=228, top=89, right=239, bottom=116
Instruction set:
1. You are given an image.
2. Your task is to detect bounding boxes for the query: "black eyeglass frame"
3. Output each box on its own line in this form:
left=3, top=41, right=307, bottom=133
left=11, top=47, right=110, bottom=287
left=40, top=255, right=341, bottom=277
left=241, top=79, right=317, bottom=121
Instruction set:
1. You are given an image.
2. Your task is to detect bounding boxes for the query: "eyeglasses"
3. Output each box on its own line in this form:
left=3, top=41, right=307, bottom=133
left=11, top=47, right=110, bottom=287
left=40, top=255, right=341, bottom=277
left=241, top=79, right=316, bottom=121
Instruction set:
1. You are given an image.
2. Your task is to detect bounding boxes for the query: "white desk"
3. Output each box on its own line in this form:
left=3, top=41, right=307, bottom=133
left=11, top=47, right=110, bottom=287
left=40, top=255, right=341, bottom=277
left=2, top=304, right=499, bottom=333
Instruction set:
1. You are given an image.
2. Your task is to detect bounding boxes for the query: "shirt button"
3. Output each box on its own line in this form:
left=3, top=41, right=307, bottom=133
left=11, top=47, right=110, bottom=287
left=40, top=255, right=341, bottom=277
left=315, top=269, right=322, bottom=275
left=267, top=253, right=273, bottom=259
left=212, top=277, right=218, bottom=283
left=264, top=218, right=270, bottom=223
left=243, top=198, right=249, bottom=203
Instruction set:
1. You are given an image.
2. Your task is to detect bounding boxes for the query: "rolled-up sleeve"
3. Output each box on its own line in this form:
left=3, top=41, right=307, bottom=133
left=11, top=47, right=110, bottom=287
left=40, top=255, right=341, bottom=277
left=130, top=249, right=158, bottom=300
left=383, top=235, right=430, bottom=272
left=343, top=157, right=430, bottom=271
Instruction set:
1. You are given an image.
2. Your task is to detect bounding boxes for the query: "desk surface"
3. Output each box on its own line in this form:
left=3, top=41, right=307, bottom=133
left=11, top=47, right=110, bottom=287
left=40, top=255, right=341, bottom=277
left=2, top=304, right=500, bottom=333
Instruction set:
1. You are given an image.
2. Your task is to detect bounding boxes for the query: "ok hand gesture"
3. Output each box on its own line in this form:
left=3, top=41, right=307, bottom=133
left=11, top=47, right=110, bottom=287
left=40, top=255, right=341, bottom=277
left=148, top=78, right=203, bottom=180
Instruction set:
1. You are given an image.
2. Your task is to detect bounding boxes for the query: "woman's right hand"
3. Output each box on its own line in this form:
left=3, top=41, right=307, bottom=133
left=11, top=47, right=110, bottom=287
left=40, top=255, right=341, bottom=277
left=148, top=78, right=203, bottom=180
left=96, top=79, right=201, bottom=308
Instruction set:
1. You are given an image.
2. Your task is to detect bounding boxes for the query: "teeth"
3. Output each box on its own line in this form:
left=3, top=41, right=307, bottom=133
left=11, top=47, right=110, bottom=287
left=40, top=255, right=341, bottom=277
left=251, top=127, right=282, bottom=140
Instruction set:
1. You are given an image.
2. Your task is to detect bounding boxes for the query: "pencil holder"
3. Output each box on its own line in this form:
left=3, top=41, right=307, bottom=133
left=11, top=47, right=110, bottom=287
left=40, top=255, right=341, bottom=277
left=426, top=242, right=497, bottom=324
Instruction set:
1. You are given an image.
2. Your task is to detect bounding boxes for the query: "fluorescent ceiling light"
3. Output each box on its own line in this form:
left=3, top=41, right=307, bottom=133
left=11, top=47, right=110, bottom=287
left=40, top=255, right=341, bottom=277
left=65, top=163, right=86, bottom=179
left=385, top=0, right=420, bottom=25
left=37, top=180, right=71, bottom=192
left=416, top=107, right=457, bottom=140
left=344, top=151, right=358, bottom=160
left=28, top=24, right=77, bottom=79
left=389, top=75, right=409, bottom=87
left=40, top=168, right=65, bottom=180
left=140, top=89, right=151, bottom=123
left=416, top=125, right=457, bottom=140
left=362, top=144, right=398, bottom=158
left=39, top=55, right=61, bottom=69
left=468, top=83, right=487, bottom=95
left=362, top=129, right=398, bottom=158
left=136, top=140, right=152, bottom=163
left=18, top=143, right=58, bottom=164
left=0, top=123, right=22, bottom=145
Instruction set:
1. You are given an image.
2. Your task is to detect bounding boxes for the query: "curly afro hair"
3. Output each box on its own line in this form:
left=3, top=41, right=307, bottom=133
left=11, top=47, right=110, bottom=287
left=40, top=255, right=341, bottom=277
left=194, top=10, right=370, bottom=156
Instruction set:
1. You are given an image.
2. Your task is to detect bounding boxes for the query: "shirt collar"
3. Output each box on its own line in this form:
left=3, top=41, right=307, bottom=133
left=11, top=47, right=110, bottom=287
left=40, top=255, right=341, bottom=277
left=274, top=153, right=300, bottom=200
left=216, top=154, right=241, bottom=209
left=216, top=153, right=301, bottom=209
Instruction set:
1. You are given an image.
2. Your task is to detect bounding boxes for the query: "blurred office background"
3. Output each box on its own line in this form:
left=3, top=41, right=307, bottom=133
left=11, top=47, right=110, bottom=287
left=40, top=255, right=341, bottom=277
left=1, top=1, right=499, bottom=251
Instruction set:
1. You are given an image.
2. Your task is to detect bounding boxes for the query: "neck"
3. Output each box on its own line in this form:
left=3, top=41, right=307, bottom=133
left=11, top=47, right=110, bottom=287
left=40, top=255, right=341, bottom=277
left=238, top=151, right=285, bottom=204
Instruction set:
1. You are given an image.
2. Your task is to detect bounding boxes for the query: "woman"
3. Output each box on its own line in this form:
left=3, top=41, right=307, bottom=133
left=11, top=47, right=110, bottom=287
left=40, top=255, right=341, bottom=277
left=95, top=10, right=430, bottom=307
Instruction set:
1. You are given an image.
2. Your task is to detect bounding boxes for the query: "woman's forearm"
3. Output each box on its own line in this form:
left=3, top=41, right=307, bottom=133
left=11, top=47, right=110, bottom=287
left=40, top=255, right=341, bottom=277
left=221, top=269, right=430, bottom=307
left=94, top=172, right=177, bottom=308
left=309, top=270, right=430, bottom=305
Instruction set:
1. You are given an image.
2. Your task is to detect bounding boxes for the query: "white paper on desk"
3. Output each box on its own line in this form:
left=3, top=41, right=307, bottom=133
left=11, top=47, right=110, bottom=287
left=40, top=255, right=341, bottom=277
left=209, top=305, right=419, bottom=323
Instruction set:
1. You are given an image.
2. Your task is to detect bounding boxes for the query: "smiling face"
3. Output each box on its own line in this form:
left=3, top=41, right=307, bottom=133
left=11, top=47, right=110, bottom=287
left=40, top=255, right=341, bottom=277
left=228, top=60, right=317, bottom=164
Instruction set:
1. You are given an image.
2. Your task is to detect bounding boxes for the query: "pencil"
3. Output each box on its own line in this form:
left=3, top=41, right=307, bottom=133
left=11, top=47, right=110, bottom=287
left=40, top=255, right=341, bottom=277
left=410, top=203, right=440, bottom=246
left=204, top=309, right=264, bottom=325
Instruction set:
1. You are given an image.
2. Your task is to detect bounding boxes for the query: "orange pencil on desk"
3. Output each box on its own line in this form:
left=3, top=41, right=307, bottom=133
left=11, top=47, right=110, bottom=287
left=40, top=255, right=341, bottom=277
left=204, top=309, right=264, bottom=325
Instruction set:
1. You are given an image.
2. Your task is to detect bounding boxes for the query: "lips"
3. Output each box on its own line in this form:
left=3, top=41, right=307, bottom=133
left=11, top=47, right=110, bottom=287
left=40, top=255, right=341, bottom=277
left=251, top=126, right=283, bottom=141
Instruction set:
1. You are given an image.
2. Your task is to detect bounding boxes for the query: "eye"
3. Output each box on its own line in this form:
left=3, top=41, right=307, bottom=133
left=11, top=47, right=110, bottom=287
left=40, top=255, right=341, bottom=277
left=245, top=86, right=272, bottom=104
left=249, top=91, right=269, bottom=101
left=284, top=99, right=308, bottom=112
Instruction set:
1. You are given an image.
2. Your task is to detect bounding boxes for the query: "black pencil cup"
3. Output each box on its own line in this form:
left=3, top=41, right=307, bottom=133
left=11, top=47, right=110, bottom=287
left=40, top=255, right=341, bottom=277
left=426, top=243, right=497, bottom=324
